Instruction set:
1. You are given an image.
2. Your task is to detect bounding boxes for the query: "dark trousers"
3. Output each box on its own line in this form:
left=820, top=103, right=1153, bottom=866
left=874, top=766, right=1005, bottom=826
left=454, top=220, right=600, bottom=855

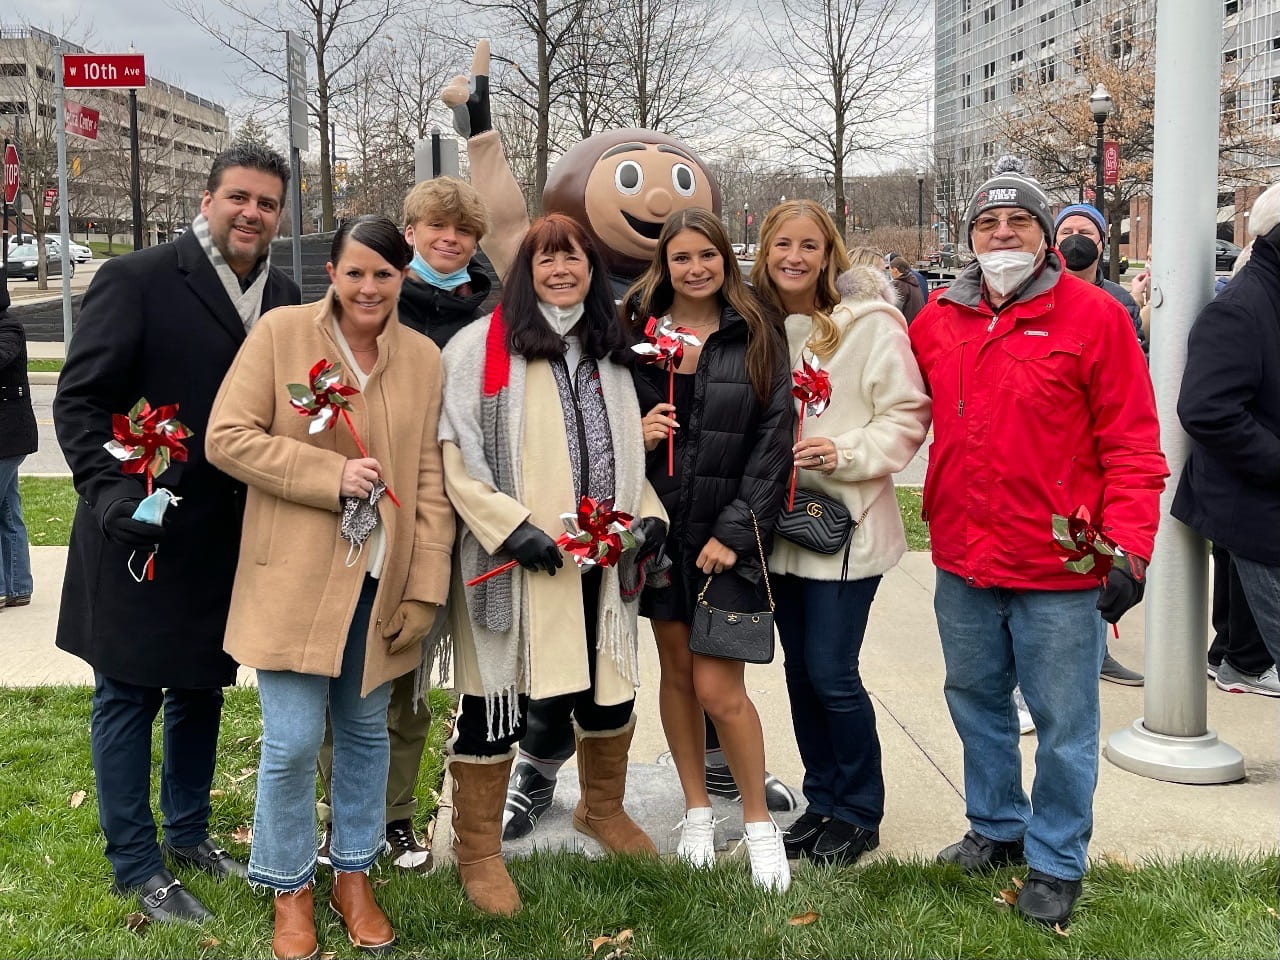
left=1209, top=544, right=1271, bottom=675
left=90, top=672, right=224, bottom=888
left=453, top=569, right=633, bottom=757
left=773, top=573, right=884, bottom=830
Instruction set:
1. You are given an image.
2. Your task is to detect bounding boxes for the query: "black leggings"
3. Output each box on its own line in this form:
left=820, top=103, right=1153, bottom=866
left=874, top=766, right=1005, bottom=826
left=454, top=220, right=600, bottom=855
left=452, top=569, right=634, bottom=757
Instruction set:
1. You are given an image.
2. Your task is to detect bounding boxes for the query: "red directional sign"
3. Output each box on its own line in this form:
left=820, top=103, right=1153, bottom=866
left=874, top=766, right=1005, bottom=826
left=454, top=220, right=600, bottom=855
left=65, top=100, right=100, bottom=140
left=63, top=53, right=146, bottom=89
left=2, top=143, right=17, bottom=206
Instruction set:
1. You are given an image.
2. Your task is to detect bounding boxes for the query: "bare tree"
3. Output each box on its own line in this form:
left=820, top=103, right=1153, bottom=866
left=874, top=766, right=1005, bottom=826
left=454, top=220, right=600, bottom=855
left=746, top=0, right=930, bottom=238
left=169, top=0, right=399, bottom=230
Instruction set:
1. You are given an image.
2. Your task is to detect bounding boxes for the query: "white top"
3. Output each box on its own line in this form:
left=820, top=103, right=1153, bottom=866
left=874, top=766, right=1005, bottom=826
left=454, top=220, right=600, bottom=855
left=333, top=318, right=387, bottom=579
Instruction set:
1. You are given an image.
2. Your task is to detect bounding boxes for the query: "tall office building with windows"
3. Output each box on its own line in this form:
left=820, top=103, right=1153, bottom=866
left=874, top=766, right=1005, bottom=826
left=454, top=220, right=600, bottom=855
left=935, top=0, right=1279, bottom=248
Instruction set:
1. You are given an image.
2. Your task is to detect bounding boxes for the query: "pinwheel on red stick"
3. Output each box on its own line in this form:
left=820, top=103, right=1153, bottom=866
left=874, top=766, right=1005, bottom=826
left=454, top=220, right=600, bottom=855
left=103, top=397, right=192, bottom=579
left=631, top=316, right=702, bottom=476
left=286, top=358, right=401, bottom=507
left=1051, top=505, right=1135, bottom=638
left=787, top=357, right=833, bottom=509
left=466, top=496, right=638, bottom=587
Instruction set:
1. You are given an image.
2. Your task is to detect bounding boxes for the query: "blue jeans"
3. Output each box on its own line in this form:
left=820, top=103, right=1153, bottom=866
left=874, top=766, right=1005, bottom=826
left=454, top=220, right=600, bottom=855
left=1232, top=555, right=1280, bottom=668
left=934, top=569, right=1105, bottom=880
left=773, top=574, right=884, bottom=830
left=248, top=577, right=392, bottom=891
left=0, top=455, right=33, bottom=599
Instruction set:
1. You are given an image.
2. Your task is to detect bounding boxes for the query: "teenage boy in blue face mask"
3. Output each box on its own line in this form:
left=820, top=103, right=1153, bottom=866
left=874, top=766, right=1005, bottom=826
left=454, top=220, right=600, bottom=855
left=314, top=175, right=496, bottom=875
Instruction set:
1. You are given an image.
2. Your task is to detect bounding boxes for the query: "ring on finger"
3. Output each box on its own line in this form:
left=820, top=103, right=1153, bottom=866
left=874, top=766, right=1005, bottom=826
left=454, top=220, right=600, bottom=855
left=817, top=454, right=825, bottom=464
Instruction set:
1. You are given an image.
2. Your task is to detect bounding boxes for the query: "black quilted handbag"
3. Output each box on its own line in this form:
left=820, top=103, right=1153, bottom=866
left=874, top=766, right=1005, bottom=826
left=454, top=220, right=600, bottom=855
left=688, top=512, right=775, bottom=664
left=774, top=489, right=871, bottom=580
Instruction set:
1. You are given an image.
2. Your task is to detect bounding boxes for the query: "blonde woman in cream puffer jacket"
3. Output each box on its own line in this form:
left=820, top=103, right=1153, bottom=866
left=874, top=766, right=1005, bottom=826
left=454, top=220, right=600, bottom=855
left=768, top=254, right=931, bottom=867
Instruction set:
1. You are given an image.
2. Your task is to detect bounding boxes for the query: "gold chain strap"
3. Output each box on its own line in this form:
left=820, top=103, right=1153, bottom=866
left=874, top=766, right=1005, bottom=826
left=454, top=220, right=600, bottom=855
left=696, top=510, right=774, bottom=612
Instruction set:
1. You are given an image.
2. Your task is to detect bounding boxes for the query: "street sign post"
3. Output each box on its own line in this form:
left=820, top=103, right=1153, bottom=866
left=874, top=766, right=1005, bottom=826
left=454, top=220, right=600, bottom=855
left=43, top=187, right=57, bottom=211
left=55, top=48, right=74, bottom=344
left=285, top=32, right=308, bottom=284
left=64, top=101, right=100, bottom=141
left=63, top=53, right=145, bottom=88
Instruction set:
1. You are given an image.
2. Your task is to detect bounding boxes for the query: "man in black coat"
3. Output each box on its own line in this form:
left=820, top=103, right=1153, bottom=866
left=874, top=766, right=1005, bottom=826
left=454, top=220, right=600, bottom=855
left=0, top=276, right=37, bottom=608
left=53, top=144, right=300, bottom=924
left=1173, top=184, right=1280, bottom=673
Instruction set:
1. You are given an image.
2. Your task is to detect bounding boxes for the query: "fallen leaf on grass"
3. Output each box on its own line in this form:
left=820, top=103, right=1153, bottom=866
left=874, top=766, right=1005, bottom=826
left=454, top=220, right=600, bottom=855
left=43, top=855, right=53, bottom=866
left=1010, top=874, right=1023, bottom=890
left=994, top=888, right=1018, bottom=906
left=209, top=789, right=226, bottom=798
left=788, top=911, right=820, bottom=926
left=125, top=912, right=151, bottom=933
left=1267, top=906, right=1278, bottom=919
left=1052, top=923, right=1070, bottom=938
left=227, top=767, right=257, bottom=784
left=320, top=952, right=336, bottom=960
left=198, top=936, right=221, bottom=949
left=69, top=790, right=87, bottom=808
left=589, top=928, right=634, bottom=959
left=46, top=516, right=63, bottom=524
left=230, top=825, right=253, bottom=844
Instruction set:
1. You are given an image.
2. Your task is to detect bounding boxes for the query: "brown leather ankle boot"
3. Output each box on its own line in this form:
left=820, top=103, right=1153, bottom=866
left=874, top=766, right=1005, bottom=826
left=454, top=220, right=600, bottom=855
left=572, top=716, right=657, bottom=854
left=329, top=870, right=394, bottom=952
left=450, top=750, right=523, bottom=915
left=272, top=887, right=318, bottom=960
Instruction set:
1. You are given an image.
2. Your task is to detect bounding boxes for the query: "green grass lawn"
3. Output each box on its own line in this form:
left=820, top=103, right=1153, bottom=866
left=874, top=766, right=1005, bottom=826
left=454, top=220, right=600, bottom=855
left=17, top=476, right=77, bottom=546
left=0, top=686, right=1273, bottom=959
left=896, top=485, right=929, bottom=551
left=88, top=241, right=132, bottom=259
left=26, top=357, right=63, bottom=373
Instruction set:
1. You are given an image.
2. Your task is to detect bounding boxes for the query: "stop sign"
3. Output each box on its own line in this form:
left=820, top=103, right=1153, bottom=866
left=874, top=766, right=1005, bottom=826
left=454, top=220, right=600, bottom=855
left=2, top=143, right=17, bottom=206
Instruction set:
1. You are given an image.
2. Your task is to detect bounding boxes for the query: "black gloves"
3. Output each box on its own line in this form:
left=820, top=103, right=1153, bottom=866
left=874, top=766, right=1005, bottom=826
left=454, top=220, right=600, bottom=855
left=450, top=44, right=492, bottom=138
left=503, top=521, right=563, bottom=575
left=101, top=498, right=166, bottom=550
left=632, top=516, right=667, bottom=563
left=1097, top=558, right=1146, bottom=624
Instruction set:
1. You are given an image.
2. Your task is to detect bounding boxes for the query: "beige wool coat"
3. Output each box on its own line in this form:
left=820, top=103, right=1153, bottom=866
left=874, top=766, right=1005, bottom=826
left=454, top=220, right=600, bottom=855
left=206, top=293, right=455, bottom=696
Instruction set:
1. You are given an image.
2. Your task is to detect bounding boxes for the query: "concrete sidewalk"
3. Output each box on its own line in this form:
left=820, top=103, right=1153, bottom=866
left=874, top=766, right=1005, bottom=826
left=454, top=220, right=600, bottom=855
left=4, top=547, right=1276, bottom=867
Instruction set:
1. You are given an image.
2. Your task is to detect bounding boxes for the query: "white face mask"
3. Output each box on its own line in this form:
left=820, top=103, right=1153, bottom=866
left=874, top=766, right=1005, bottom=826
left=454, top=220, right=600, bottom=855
left=537, top=299, right=586, bottom=336
left=977, top=237, right=1044, bottom=298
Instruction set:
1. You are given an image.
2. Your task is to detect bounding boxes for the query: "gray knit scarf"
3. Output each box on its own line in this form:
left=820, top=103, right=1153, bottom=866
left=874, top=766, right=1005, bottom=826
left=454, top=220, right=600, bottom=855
left=190, top=213, right=271, bottom=330
left=439, top=307, right=646, bottom=739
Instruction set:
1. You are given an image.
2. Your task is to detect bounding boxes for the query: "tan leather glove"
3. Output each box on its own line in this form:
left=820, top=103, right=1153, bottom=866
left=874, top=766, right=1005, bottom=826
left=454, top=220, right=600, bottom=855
left=382, top=600, right=439, bottom=655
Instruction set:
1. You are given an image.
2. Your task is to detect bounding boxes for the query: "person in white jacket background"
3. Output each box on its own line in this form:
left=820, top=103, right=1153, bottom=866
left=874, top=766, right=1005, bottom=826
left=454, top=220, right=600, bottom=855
left=752, top=209, right=931, bottom=867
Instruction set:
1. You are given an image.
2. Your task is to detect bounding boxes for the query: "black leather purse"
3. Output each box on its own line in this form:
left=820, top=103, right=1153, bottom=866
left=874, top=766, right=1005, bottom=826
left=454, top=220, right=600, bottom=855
left=688, top=512, right=775, bottom=664
left=774, top=489, right=871, bottom=580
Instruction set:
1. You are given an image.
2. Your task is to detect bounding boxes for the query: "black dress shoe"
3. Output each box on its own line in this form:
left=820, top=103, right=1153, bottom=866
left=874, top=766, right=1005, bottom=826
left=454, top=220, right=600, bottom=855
left=502, top=761, right=557, bottom=841
left=163, top=838, right=248, bottom=880
left=116, top=868, right=213, bottom=926
left=936, top=829, right=1025, bottom=873
left=782, top=811, right=827, bottom=860
left=1016, top=869, right=1083, bottom=926
left=810, top=818, right=880, bottom=866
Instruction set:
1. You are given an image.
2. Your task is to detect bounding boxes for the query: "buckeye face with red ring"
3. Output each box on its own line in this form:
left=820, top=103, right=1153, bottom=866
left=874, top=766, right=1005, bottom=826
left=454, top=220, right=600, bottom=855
left=543, top=128, right=721, bottom=280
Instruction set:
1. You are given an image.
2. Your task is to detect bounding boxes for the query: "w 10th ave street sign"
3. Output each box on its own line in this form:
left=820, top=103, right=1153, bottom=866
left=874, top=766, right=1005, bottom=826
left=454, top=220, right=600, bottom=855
left=64, top=54, right=146, bottom=89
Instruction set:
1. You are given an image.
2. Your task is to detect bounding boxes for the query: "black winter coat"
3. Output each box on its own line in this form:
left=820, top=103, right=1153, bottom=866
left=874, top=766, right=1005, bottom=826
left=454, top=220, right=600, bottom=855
left=1172, top=234, right=1280, bottom=565
left=0, top=282, right=37, bottom=460
left=632, top=306, right=794, bottom=600
left=53, top=231, right=300, bottom=687
left=396, top=264, right=492, bottom=349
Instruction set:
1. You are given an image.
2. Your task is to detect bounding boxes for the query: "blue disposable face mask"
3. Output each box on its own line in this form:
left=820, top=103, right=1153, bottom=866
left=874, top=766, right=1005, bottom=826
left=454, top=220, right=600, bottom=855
left=408, top=251, right=470, bottom=290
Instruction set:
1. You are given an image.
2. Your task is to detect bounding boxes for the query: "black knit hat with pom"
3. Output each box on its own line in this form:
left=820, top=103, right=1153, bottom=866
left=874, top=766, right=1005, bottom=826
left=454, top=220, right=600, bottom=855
left=964, top=156, right=1053, bottom=243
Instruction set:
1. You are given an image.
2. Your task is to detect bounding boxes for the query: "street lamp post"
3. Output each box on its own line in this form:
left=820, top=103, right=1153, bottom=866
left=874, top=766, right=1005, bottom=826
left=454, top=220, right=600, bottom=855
left=742, top=201, right=748, bottom=246
left=916, top=168, right=925, bottom=262
left=1090, top=82, right=1114, bottom=223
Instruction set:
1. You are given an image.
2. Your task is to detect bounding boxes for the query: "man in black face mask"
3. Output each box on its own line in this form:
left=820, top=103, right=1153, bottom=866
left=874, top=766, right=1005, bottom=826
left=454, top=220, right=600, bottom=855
left=1054, top=204, right=1145, bottom=353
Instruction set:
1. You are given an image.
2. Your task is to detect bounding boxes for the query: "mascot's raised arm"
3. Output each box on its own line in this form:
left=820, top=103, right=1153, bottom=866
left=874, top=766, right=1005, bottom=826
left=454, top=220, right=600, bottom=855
left=440, top=39, right=722, bottom=292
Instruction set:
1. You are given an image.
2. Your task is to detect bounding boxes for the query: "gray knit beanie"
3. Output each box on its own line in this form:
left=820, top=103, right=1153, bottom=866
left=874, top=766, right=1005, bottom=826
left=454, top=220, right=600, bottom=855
left=964, top=156, right=1053, bottom=243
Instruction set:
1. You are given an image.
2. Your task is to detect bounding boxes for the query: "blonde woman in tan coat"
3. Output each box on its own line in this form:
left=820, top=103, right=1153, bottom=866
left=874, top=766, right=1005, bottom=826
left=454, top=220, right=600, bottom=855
left=752, top=209, right=930, bottom=870
left=206, top=216, right=454, bottom=960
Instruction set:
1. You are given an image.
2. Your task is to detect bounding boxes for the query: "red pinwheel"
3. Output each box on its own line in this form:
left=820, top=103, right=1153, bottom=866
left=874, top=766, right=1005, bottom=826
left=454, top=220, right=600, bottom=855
left=286, top=359, right=401, bottom=507
left=631, top=316, right=702, bottom=476
left=465, top=496, right=639, bottom=587
left=103, top=397, right=192, bottom=579
left=787, top=357, right=833, bottom=509
left=1051, top=505, right=1136, bottom=638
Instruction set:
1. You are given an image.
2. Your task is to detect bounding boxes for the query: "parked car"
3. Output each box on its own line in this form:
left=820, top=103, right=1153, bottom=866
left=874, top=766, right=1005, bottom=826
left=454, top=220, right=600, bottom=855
left=935, top=242, right=973, bottom=270
left=1215, top=238, right=1242, bottom=272
left=47, top=237, right=93, bottom=263
left=5, top=243, right=74, bottom=281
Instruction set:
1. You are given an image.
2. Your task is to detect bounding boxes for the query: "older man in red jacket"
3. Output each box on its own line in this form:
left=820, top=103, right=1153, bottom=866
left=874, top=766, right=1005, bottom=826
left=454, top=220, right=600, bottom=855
left=909, top=158, right=1168, bottom=928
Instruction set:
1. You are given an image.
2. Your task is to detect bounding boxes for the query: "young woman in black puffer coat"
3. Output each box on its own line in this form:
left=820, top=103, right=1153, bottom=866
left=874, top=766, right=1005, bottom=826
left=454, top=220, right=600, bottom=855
left=621, top=208, right=794, bottom=891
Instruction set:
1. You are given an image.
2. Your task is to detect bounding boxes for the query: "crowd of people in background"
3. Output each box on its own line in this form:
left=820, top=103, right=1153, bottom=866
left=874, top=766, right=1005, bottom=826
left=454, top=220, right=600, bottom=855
left=0, top=53, right=1271, bottom=959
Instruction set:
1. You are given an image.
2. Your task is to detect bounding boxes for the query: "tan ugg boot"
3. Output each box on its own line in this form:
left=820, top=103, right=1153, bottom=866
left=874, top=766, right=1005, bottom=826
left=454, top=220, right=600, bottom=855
left=572, top=716, right=657, bottom=855
left=449, top=750, right=523, bottom=916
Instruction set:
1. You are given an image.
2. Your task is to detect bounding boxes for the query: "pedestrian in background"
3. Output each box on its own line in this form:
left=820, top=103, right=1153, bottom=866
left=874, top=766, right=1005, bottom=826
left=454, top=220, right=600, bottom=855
left=888, top=256, right=926, bottom=326
left=0, top=275, right=36, bottom=610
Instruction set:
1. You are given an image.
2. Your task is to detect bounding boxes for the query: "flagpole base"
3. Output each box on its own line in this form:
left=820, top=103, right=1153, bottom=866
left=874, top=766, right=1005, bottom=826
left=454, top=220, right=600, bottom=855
left=1105, top=718, right=1244, bottom=785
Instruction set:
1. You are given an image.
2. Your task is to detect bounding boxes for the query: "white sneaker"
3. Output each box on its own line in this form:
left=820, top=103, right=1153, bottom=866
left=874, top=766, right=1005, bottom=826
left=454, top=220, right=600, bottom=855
left=675, top=807, right=717, bottom=868
left=1013, top=685, right=1035, bottom=735
left=743, top=819, right=791, bottom=892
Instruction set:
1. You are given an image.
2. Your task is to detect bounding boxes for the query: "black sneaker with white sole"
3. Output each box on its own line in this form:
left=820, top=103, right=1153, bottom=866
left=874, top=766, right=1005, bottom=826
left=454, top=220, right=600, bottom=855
left=502, top=761, right=557, bottom=841
left=385, top=819, right=432, bottom=872
left=782, top=810, right=828, bottom=860
left=705, top=763, right=798, bottom=812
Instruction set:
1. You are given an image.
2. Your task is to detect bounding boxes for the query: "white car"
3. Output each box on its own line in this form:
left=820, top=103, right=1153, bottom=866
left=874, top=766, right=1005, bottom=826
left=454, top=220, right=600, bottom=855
left=42, top=237, right=93, bottom=264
